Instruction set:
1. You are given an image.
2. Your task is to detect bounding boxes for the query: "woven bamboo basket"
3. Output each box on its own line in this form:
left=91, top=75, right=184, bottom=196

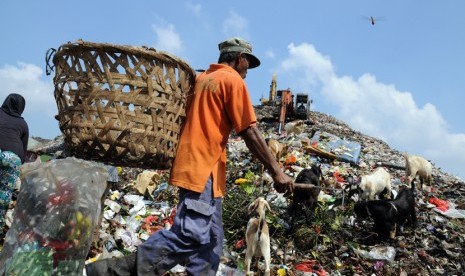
left=52, top=40, right=196, bottom=169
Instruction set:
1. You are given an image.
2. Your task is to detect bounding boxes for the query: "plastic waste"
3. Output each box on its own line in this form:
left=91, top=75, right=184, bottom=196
left=277, top=267, right=286, bottom=276
left=114, top=216, right=142, bottom=252
left=216, top=263, right=244, bottom=276
left=152, top=182, right=169, bottom=198
left=310, top=131, right=362, bottom=165
left=123, top=194, right=144, bottom=205
left=426, top=225, right=449, bottom=240
left=0, top=157, right=108, bottom=275
left=354, top=246, right=396, bottom=262
left=294, top=260, right=327, bottom=275
left=431, top=201, right=465, bottom=219
left=103, top=199, right=122, bottom=220
left=134, top=170, right=159, bottom=195
left=428, top=197, right=449, bottom=212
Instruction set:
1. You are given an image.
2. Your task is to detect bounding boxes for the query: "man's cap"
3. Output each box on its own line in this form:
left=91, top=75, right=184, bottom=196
left=218, top=37, right=260, bottom=69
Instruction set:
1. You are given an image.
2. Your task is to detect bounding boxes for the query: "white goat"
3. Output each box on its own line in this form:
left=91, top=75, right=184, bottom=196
left=359, top=167, right=392, bottom=200
left=245, top=197, right=271, bottom=276
left=403, top=152, right=433, bottom=191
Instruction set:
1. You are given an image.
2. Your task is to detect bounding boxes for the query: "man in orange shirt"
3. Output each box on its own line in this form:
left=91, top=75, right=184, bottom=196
left=86, top=37, right=294, bottom=276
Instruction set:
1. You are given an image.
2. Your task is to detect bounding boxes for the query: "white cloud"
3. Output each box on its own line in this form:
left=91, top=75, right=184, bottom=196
left=0, top=62, right=58, bottom=138
left=282, top=43, right=334, bottom=88
left=0, top=63, right=55, bottom=115
left=152, top=20, right=183, bottom=55
left=222, top=10, right=248, bottom=38
left=280, top=43, right=465, bottom=180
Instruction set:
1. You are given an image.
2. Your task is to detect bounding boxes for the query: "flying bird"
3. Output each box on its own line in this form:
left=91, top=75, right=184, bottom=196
left=363, top=16, right=386, bottom=26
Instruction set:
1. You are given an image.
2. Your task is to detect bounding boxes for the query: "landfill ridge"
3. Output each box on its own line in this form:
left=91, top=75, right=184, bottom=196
left=4, top=107, right=464, bottom=275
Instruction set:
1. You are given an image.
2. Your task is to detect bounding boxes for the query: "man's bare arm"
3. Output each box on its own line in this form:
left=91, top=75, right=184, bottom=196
left=239, top=126, right=294, bottom=193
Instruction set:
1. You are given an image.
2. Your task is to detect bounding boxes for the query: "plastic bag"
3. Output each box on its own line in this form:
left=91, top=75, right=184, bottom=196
left=0, top=157, right=108, bottom=275
left=354, top=246, right=396, bottom=262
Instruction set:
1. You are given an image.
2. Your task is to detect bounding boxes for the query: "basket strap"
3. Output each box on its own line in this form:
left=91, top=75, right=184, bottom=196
left=45, top=48, right=56, bottom=76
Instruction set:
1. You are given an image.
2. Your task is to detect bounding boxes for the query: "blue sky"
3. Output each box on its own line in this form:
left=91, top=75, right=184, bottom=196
left=1, top=1, right=464, bottom=180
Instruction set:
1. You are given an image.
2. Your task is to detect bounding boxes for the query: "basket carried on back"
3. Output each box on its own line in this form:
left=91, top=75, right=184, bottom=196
left=52, top=40, right=196, bottom=169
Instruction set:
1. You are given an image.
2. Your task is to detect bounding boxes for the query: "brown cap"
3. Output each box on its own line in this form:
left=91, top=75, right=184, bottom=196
left=218, top=37, right=260, bottom=69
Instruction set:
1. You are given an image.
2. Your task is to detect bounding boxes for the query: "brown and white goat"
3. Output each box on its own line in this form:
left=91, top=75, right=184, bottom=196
left=403, top=152, right=433, bottom=191
left=245, top=197, right=271, bottom=276
left=265, top=138, right=287, bottom=162
left=359, top=167, right=392, bottom=200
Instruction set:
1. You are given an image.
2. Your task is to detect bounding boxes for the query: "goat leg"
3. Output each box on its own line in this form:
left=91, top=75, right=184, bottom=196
left=245, top=249, right=253, bottom=275
left=390, top=223, right=397, bottom=239
left=303, top=206, right=312, bottom=226
left=262, top=236, right=271, bottom=276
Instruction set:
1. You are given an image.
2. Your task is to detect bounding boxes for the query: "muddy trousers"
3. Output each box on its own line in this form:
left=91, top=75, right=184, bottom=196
left=0, top=150, right=21, bottom=235
left=137, top=177, right=224, bottom=275
left=86, top=177, right=224, bottom=276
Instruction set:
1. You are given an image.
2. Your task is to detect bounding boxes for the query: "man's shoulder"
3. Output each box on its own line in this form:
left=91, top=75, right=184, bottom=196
left=206, top=64, right=240, bottom=77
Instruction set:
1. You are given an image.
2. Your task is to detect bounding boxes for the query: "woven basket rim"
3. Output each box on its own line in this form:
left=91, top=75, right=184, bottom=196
left=53, top=39, right=196, bottom=78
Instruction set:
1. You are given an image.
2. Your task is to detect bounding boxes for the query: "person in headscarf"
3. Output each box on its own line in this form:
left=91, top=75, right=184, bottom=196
left=0, top=93, right=29, bottom=238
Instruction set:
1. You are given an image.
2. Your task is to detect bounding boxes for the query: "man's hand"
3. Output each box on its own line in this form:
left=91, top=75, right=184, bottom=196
left=272, top=171, right=294, bottom=194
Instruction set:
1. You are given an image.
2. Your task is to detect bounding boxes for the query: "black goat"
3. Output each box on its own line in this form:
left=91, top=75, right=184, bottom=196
left=290, top=165, right=323, bottom=228
left=354, top=187, right=417, bottom=239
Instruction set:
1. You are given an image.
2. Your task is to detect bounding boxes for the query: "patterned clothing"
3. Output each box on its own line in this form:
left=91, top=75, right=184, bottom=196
left=0, top=150, right=21, bottom=232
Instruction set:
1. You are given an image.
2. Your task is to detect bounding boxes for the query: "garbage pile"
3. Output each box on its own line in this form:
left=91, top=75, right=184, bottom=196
left=3, top=107, right=465, bottom=275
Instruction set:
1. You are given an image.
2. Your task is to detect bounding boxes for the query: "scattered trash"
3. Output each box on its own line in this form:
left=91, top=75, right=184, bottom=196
left=429, top=197, right=449, bottom=212
left=354, top=246, right=396, bottom=262
left=2, top=108, right=464, bottom=275
left=294, top=260, right=327, bottom=275
left=310, top=131, right=362, bottom=165
left=133, top=170, right=160, bottom=195
left=432, top=202, right=465, bottom=219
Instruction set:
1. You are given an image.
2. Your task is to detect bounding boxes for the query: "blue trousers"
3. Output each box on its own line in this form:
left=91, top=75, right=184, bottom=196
left=137, top=177, right=224, bottom=276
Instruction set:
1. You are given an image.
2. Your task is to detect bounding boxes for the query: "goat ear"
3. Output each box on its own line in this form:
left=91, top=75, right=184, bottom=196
left=248, top=199, right=258, bottom=214
left=264, top=200, right=271, bottom=212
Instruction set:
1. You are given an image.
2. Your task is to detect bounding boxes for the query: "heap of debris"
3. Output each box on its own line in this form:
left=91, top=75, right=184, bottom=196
left=249, top=107, right=465, bottom=275
left=5, top=107, right=465, bottom=275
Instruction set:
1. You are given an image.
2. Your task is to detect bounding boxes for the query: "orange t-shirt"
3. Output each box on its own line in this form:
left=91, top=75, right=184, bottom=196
left=169, top=64, right=257, bottom=197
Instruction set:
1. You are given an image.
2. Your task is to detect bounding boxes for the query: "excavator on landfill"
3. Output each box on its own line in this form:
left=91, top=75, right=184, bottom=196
left=262, top=73, right=311, bottom=133
left=274, top=89, right=311, bottom=133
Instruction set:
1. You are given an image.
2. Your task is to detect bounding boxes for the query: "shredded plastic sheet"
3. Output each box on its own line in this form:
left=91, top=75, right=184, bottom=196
left=429, top=197, right=449, bottom=212
left=310, top=131, right=362, bottom=165
left=354, top=246, right=396, bottom=262
left=430, top=200, right=465, bottom=219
